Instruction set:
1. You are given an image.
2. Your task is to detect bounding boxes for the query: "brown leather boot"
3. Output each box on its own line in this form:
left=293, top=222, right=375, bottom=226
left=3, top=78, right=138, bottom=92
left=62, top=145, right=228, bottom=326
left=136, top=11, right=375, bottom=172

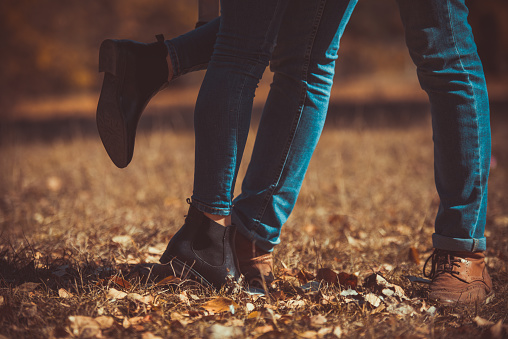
left=235, top=232, right=274, bottom=288
left=423, top=249, right=493, bottom=304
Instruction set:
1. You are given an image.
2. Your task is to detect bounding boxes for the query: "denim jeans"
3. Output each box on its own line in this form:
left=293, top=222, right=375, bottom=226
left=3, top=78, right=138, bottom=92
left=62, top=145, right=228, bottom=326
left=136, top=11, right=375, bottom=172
left=166, top=0, right=490, bottom=253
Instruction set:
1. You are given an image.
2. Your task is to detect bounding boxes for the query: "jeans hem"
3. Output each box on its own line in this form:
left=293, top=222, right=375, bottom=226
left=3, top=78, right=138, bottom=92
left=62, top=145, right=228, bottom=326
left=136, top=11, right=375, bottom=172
left=164, top=40, right=180, bottom=79
left=190, top=198, right=231, bottom=216
left=432, top=233, right=486, bottom=252
left=232, top=210, right=275, bottom=253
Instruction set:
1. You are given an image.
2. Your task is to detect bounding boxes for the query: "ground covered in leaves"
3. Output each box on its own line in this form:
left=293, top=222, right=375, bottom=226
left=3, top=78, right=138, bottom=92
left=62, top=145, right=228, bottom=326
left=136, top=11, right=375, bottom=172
left=1, top=109, right=508, bottom=338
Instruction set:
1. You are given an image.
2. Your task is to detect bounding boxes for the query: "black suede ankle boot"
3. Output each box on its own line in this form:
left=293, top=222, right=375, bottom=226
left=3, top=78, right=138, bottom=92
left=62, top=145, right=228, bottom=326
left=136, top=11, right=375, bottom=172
left=160, top=204, right=241, bottom=290
left=97, top=35, right=169, bottom=168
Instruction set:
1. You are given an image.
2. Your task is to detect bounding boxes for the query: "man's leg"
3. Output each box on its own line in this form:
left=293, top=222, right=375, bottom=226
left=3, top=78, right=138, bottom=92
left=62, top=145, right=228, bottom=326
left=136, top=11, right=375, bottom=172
left=397, top=0, right=492, bottom=304
left=232, top=0, right=358, bottom=285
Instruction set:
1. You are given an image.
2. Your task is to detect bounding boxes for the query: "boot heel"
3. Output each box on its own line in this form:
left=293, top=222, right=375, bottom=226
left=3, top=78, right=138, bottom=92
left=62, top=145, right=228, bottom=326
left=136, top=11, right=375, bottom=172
left=98, top=39, right=118, bottom=75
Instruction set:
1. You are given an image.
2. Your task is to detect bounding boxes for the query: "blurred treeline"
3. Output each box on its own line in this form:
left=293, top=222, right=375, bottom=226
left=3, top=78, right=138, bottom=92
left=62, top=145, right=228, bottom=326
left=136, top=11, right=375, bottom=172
left=0, top=0, right=196, bottom=108
left=1, top=0, right=507, bottom=109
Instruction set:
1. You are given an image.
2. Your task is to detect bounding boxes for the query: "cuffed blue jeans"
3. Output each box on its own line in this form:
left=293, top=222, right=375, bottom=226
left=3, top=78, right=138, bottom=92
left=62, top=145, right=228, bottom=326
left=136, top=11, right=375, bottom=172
left=166, top=0, right=491, bottom=253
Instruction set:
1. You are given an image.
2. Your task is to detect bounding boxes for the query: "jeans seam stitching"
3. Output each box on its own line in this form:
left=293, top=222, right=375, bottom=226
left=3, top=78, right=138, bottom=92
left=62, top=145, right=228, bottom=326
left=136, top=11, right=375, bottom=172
left=446, top=0, right=483, bottom=236
left=233, top=2, right=285, bottom=213
left=233, top=63, right=257, bottom=203
left=192, top=198, right=231, bottom=215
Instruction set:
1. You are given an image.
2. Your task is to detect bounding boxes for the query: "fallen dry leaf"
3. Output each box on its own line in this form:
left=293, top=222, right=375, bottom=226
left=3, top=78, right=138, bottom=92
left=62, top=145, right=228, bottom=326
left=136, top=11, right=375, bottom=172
left=156, top=275, right=181, bottom=286
left=123, top=316, right=148, bottom=330
left=333, top=326, right=343, bottom=338
left=340, top=289, right=360, bottom=304
left=170, top=311, right=192, bottom=326
left=316, top=268, right=338, bottom=285
left=127, top=293, right=153, bottom=304
left=142, top=332, right=163, bottom=339
left=300, top=330, right=318, bottom=338
left=107, top=288, right=128, bottom=300
left=253, top=325, right=274, bottom=335
left=364, top=273, right=407, bottom=300
left=287, top=299, right=306, bottom=309
left=270, top=290, right=287, bottom=301
left=364, top=293, right=382, bottom=308
left=340, top=289, right=358, bottom=297
left=109, top=276, right=131, bottom=289
left=310, top=314, right=327, bottom=328
left=94, top=316, right=115, bottom=329
left=111, top=235, right=133, bottom=247
left=247, top=311, right=262, bottom=319
left=246, top=302, right=255, bottom=312
left=68, top=315, right=101, bottom=337
left=338, top=272, right=358, bottom=289
left=318, top=327, right=334, bottom=337
left=409, top=247, right=420, bottom=265
left=386, top=303, right=416, bottom=317
left=147, top=244, right=166, bottom=255
left=297, top=269, right=315, bottom=284
left=426, top=306, right=437, bottom=316
left=207, top=324, right=243, bottom=339
left=58, top=288, right=73, bottom=298
left=122, top=317, right=131, bottom=329
left=202, top=297, right=239, bottom=314
left=179, top=291, right=190, bottom=305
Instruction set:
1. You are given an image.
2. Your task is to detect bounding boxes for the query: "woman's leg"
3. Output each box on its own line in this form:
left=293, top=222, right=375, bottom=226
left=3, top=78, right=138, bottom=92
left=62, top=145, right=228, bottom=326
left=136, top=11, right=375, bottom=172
left=96, top=19, right=220, bottom=168
left=165, top=18, right=220, bottom=80
left=232, top=0, right=358, bottom=252
left=191, top=0, right=290, bottom=216
left=160, top=0, right=292, bottom=289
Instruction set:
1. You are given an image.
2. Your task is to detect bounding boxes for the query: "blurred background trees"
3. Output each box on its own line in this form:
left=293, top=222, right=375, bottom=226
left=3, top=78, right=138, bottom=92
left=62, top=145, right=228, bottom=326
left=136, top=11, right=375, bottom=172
left=0, top=0, right=506, bottom=114
left=0, top=0, right=196, bottom=108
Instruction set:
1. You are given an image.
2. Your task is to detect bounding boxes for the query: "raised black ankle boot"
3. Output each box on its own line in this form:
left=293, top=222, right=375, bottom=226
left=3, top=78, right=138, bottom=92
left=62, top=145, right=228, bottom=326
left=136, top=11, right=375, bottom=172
left=159, top=204, right=241, bottom=290
left=96, top=34, right=169, bottom=168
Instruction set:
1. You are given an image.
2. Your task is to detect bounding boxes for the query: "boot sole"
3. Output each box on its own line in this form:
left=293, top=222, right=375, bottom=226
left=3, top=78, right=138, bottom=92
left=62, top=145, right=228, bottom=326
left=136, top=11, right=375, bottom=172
left=429, top=289, right=494, bottom=305
left=96, top=39, right=131, bottom=168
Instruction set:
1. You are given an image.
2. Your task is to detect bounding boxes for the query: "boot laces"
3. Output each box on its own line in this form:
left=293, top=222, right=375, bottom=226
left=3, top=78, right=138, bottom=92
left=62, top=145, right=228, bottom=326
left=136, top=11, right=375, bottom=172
left=423, top=249, right=462, bottom=279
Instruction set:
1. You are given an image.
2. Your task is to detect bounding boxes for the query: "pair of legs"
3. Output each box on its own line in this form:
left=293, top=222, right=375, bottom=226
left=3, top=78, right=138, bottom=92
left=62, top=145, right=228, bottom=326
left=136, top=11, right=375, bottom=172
left=168, top=0, right=490, bottom=254
left=168, top=0, right=357, bottom=253
left=160, top=0, right=356, bottom=289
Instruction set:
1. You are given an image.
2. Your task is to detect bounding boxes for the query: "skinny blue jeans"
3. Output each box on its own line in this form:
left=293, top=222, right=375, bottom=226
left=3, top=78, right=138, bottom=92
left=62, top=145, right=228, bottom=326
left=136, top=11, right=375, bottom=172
left=166, top=0, right=491, bottom=253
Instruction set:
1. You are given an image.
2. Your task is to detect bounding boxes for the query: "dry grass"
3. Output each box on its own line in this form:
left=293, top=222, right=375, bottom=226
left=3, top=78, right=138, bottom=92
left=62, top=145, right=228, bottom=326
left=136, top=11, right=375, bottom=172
left=1, top=109, right=507, bottom=338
